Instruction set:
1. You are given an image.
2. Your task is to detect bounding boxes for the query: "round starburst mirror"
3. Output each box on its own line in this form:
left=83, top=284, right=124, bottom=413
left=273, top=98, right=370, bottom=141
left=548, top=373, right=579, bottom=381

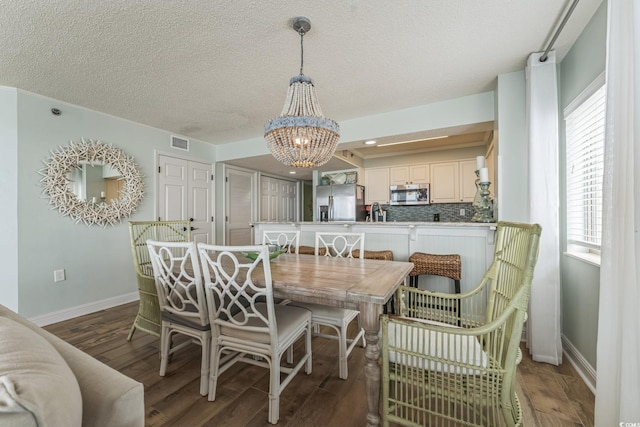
left=39, top=138, right=145, bottom=227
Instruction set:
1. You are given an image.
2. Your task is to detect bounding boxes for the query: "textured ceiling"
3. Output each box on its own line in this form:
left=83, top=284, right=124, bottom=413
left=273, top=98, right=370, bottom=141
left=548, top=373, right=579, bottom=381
left=1, top=0, right=602, bottom=176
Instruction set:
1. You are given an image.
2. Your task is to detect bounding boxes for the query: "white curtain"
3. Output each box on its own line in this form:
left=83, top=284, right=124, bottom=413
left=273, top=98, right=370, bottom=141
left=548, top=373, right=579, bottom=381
left=525, top=51, right=563, bottom=365
left=594, top=0, right=640, bottom=424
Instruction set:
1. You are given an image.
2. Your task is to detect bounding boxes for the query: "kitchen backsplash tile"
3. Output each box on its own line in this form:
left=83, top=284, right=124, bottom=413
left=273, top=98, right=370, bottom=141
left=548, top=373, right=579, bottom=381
left=382, top=203, right=474, bottom=222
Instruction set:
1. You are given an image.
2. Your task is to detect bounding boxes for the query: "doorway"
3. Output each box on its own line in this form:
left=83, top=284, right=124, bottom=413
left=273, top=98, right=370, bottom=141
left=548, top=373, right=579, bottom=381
left=224, top=165, right=257, bottom=245
left=156, top=153, right=214, bottom=244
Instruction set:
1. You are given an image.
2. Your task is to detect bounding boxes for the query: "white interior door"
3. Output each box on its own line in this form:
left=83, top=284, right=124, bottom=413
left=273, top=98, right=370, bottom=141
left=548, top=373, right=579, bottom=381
left=225, top=166, right=256, bottom=245
left=157, top=154, right=214, bottom=244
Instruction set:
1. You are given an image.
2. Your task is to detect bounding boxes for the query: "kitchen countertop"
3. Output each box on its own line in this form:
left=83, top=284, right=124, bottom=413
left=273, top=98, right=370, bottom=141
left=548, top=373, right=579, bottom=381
left=253, top=221, right=497, bottom=228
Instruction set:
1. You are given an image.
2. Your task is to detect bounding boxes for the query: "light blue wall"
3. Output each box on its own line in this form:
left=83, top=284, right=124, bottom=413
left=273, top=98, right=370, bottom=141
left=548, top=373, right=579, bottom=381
left=0, top=87, right=19, bottom=312
left=8, top=89, right=215, bottom=318
left=495, top=71, right=528, bottom=222
left=558, top=1, right=607, bottom=369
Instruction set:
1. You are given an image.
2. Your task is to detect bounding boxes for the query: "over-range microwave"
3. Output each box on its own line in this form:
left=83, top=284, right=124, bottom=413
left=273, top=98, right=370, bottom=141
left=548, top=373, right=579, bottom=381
left=389, top=184, right=430, bottom=205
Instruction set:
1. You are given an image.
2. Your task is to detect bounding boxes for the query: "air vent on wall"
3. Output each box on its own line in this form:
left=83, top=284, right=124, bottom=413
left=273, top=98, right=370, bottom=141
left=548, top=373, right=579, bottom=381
left=170, top=135, right=189, bottom=151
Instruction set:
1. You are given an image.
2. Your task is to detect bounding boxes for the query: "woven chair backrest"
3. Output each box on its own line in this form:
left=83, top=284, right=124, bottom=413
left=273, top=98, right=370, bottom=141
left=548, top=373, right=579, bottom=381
left=262, top=230, right=300, bottom=254
left=484, top=221, right=542, bottom=325
left=315, top=232, right=365, bottom=258
left=146, top=240, right=208, bottom=327
left=197, top=244, right=277, bottom=341
left=129, top=221, right=191, bottom=278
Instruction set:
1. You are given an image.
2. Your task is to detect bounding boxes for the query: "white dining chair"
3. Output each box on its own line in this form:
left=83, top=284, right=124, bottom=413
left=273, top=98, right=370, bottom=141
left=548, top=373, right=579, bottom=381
left=289, top=232, right=366, bottom=380
left=146, top=239, right=211, bottom=396
left=197, top=243, right=313, bottom=425
left=262, top=230, right=300, bottom=253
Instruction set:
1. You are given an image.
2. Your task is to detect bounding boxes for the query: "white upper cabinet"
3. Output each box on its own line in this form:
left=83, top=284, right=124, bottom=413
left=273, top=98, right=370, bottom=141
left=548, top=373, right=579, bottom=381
left=430, top=162, right=460, bottom=203
left=365, top=167, right=390, bottom=204
left=389, top=166, right=409, bottom=185
left=459, top=160, right=478, bottom=202
left=389, top=164, right=430, bottom=185
left=430, top=159, right=481, bottom=203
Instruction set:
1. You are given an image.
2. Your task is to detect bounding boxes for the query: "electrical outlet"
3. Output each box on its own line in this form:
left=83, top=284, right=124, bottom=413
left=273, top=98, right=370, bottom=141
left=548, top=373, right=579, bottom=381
left=460, top=208, right=466, bottom=216
left=53, top=269, right=66, bottom=282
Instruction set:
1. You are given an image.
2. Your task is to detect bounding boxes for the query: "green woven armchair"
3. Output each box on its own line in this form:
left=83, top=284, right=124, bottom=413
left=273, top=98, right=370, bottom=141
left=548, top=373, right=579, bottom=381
left=127, top=220, right=191, bottom=340
left=381, top=221, right=542, bottom=427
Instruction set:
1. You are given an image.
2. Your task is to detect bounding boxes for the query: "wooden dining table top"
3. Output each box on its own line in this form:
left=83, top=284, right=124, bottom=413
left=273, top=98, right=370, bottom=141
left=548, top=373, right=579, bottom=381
left=260, top=253, right=414, bottom=309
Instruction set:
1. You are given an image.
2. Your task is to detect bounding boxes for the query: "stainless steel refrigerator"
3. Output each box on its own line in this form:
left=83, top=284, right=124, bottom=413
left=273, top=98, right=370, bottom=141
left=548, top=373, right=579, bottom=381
left=316, top=184, right=366, bottom=222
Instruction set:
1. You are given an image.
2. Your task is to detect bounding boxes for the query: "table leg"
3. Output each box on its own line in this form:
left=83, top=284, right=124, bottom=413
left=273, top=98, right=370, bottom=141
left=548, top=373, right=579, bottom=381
left=359, top=301, right=383, bottom=427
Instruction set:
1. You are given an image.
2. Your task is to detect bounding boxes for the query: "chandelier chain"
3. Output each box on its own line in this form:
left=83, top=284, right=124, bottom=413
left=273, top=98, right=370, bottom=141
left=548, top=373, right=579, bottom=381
left=299, top=29, right=305, bottom=76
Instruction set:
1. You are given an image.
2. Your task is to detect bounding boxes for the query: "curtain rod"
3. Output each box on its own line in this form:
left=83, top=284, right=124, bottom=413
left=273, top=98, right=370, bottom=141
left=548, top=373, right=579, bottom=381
left=540, top=0, right=580, bottom=62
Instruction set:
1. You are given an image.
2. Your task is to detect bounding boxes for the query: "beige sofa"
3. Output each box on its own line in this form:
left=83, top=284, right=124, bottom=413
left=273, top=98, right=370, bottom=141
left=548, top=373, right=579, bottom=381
left=0, top=304, right=144, bottom=427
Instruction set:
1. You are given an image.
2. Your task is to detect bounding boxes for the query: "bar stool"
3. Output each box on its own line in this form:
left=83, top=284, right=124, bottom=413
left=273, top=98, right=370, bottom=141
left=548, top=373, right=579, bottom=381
left=352, top=249, right=394, bottom=261
left=408, top=253, right=462, bottom=322
left=408, top=253, right=461, bottom=291
left=294, top=246, right=326, bottom=256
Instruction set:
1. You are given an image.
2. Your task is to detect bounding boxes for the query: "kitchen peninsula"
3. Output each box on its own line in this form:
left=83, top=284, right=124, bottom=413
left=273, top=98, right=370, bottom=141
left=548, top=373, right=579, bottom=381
left=253, top=221, right=497, bottom=294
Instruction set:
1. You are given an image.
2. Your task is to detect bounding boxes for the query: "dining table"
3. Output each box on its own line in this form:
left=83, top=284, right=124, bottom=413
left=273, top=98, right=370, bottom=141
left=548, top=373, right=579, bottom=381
left=261, top=253, right=414, bottom=427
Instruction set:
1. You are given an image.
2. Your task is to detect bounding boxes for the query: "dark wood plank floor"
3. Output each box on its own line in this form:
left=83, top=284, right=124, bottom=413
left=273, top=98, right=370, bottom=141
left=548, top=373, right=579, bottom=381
left=43, top=302, right=594, bottom=426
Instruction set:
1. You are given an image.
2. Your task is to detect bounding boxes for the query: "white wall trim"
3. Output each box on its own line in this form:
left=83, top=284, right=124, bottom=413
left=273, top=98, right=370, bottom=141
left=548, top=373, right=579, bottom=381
left=562, top=334, right=597, bottom=394
left=28, top=292, right=139, bottom=327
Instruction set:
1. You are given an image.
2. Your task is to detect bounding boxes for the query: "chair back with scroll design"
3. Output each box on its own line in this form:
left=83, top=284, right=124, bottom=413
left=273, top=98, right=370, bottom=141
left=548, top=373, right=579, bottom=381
left=287, top=231, right=366, bottom=380
left=197, top=243, right=312, bottom=424
left=146, top=239, right=210, bottom=396
left=262, top=230, right=300, bottom=254
left=127, top=220, right=191, bottom=340
left=315, top=232, right=365, bottom=258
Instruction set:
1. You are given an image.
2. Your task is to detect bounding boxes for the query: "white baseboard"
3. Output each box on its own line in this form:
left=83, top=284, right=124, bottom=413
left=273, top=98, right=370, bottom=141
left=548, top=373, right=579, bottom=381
left=29, top=292, right=140, bottom=327
left=561, top=334, right=597, bottom=394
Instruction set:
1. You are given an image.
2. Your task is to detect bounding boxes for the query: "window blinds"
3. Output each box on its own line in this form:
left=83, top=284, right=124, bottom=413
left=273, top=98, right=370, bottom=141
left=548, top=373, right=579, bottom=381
left=565, top=84, right=606, bottom=249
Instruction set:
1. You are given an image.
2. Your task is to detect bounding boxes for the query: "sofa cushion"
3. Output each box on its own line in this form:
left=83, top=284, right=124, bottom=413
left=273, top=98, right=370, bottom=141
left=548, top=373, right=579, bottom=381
left=0, top=317, right=82, bottom=427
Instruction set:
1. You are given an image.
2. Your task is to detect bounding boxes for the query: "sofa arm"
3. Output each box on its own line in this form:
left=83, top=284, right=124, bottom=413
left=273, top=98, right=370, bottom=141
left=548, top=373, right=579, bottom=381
left=52, top=339, right=145, bottom=427
left=0, top=306, right=144, bottom=427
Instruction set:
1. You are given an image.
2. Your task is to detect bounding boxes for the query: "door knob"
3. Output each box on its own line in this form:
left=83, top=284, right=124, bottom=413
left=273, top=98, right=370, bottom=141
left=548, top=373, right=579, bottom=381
left=189, top=218, right=194, bottom=222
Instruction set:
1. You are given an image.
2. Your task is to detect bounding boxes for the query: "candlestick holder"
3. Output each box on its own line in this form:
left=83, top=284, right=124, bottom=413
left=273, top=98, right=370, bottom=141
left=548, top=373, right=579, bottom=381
left=474, top=181, right=495, bottom=222
left=472, top=170, right=483, bottom=222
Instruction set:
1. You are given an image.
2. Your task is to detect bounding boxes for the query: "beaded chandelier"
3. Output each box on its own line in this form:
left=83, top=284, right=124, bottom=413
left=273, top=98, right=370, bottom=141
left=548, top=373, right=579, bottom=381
left=264, top=16, right=340, bottom=168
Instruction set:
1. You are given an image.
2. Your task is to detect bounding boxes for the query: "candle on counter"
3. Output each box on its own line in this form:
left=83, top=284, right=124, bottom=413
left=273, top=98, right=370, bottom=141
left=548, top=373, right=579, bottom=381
left=91, top=196, right=97, bottom=204
left=479, top=167, right=489, bottom=183
left=476, top=156, right=485, bottom=171
left=100, top=191, right=105, bottom=198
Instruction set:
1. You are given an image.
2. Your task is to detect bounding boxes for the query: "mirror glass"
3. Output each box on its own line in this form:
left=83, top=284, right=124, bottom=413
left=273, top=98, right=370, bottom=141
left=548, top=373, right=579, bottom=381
left=67, top=162, right=124, bottom=205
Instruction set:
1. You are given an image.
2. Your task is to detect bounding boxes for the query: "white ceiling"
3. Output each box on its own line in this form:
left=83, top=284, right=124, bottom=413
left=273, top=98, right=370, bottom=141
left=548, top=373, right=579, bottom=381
left=1, top=0, right=602, bottom=179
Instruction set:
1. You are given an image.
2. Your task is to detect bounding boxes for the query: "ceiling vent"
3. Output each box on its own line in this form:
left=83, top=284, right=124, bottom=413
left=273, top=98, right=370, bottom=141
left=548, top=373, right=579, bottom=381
left=170, top=135, right=189, bottom=151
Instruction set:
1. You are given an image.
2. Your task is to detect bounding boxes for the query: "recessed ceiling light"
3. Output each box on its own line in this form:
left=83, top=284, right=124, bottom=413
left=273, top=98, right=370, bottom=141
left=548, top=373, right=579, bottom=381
left=377, top=135, right=448, bottom=147
left=289, top=171, right=296, bottom=174
left=364, top=140, right=377, bottom=145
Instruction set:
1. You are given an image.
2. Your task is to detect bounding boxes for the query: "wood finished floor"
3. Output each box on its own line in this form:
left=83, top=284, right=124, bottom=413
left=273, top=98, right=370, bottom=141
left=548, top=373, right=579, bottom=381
left=44, top=302, right=594, bottom=426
